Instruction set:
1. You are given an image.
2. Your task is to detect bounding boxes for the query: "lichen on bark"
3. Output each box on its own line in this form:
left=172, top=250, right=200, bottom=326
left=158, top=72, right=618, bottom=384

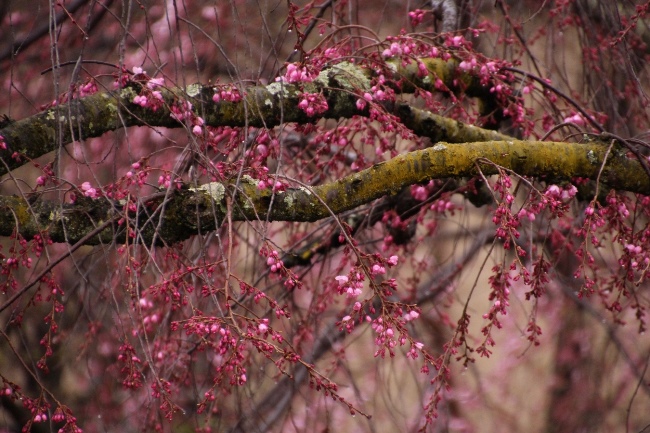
left=1, top=140, right=646, bottom=245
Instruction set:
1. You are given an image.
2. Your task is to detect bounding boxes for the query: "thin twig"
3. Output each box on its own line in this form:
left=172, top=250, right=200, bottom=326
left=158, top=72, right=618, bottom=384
left=0, top=216, right=118, bottom=314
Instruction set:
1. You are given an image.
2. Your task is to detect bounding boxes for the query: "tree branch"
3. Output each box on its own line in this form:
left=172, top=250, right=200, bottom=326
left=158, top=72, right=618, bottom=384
left=0, top=57, right=502, bottom=175
left=1, top=140, right=645, bottom=245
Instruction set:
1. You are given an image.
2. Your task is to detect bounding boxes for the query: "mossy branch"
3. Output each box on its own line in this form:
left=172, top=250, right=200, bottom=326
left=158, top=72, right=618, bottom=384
left=0, top=57, right=501, bottom=176
left=0, top=140, right=645, bottom=245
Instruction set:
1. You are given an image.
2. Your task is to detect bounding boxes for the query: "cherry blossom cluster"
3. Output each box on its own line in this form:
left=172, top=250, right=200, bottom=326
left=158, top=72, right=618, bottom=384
left=411, top=184, right=430, bottom=202
left=446, top=34, right=471, bottom=48
left=408, top=9, right=427, bottom=26
left=170, top=100, right=194, bottom=122
left=146, top=268, right=195, bottom=311
left=175, top=316, right=248, bottom=387
left=619, top=246, right=650, bottom=302
left=93, top=158, right=154, bottom=205
left=458, top=56, right=479, bottom=72
left=80, top=181, right=100, bottom=199
left=212, top=84, right=243, bottom=103
left=112, top=67, right=133, bottom=89
left=538, top=183, right=578, bottom=217
left=334, top=253, right=414, bottom=361
left=197, top=389, right=218, bottom=415
left=38, top=78, right=100, bottom=110
left=355, top=91, right=374, bottom=111
left=602, top=192, right=631, bottom=221
left=132, top=91, right=163, bottom=109
left=370, top=74, right=394, bottom=101
left=242, top=129, right=276, bottom=168
left=183, top=316, right=228, bottom=339
left=180, top=316, right=227, bottom=342
left=116, top=343, right=144, bottom=389
left=405, top=340, right=425, bottom=359
left=429, top=196, right=459, bottom=215
left=257, top=177, right=287, bottom=192
left=123, top=160, right=150, bottom=188
left=307, top=374, right=346, bottom=406
left=277, top=63, right=317, bottom=83
left=523, top=256, right=551, bottom=302
left=21, top=396, right=51, bottom=429
left=368, top=300, right=423, bottom=360
left=191, top=116, right=205, bottom=135
left=377, top=33, right=534, bottom=132
left=567, top=191, right=649, bottom=332
left=572, top=200, right=612, bottom=292
left=562, top=112, right=586, bottom=125
left=443, top=313, right=477, bottom=371
left=298, top=92, right=328, bottom=117
left=354, top=74, right=396, bottom=116
left=250, top=317, right=284, bottom=342
left=137, top=296, right=160, bottom=332
left=258, top=244, right=302, bottom=291
left=150, top=378, right=176, bottom=420
left=334, top=274, right=363, bottom=299
left=206, top=156, right=251, bottom=182
left=78, top=80, right=98, bottom=98
left=2, top=234, right=50, bottom=290
left=129, top=67, right=165, bottom=111
left=371, top=316, right=398, bottom=357
left=264, top=248, right=284, bottom=273
left=478, top=264, right=512, bottom=356
left=1, top=380, right=82, bottom=432
left=490, top=174, right=521, bottom=250
left=544, top=184, right=578, bottom=201
left=382, top=40, right=414, bottom=58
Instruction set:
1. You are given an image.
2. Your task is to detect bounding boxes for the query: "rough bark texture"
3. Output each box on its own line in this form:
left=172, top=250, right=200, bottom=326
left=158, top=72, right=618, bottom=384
left=1, top=140, right=644, bottom=245
left=0, top=57, right=498, bottom=175
left=1, top=57, right=644, bottom=246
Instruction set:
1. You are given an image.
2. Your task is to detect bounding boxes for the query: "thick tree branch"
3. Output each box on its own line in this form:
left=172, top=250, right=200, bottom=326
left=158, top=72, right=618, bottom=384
left=0, top=57, right=501, bottom=176
left=0, top=140, right=645, bottom=245
left=395, top=103, right=513, bottom=143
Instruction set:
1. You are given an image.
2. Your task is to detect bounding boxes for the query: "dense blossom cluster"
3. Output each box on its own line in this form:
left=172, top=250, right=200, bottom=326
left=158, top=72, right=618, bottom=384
left=211, top=84, right=243, bottom=103
left=1, top=1, right=649, bottom=432
left=298, top=92, right=328, bottom=116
